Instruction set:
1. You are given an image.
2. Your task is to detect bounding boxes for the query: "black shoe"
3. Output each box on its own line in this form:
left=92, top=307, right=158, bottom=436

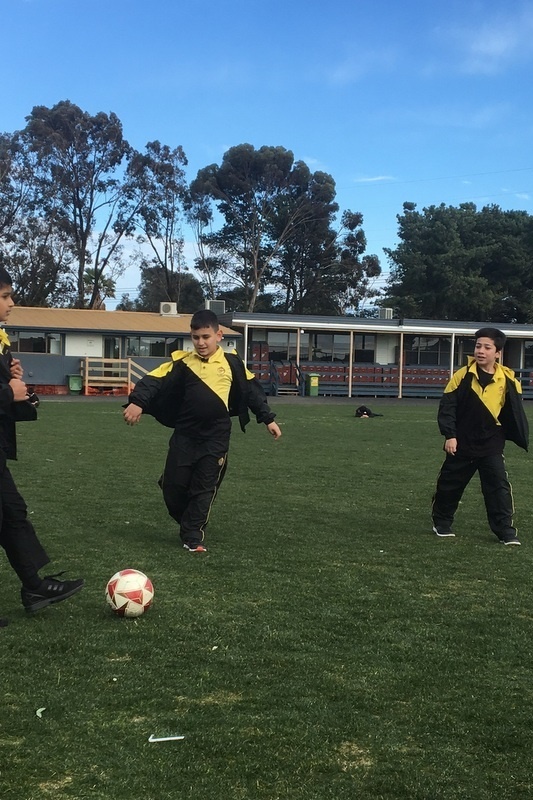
left=183, top=542, right=207, bottom=553
left=21, top=572, right=85, bottom=613
left=432, top=525, right=455, bottom=538
left=500, top=534, right=521, bottom=546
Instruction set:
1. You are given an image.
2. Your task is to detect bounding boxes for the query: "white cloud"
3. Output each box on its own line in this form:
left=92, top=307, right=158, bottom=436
left=325, top=47, right=398, bottom=85
left=445, top=6, right=533, bottom=74
left=353, top=175, right=396, bottom=184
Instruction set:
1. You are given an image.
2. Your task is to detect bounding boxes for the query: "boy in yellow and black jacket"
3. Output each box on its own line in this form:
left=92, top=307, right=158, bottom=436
left=0, top=267, right=84, bottom=620
left=432, top=327, right=528, bottom=545
left=124, top=309, right=281, bottom=552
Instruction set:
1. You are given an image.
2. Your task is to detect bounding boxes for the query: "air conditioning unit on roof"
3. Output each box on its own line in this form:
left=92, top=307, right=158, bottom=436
left=378, top=307, right=394, bottom=319
left=160, top=301, right=178, bottom=316
left=205, top=299, right=226, bottom=315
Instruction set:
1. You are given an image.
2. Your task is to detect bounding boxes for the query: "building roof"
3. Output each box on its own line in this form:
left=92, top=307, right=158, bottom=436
left=5, top=307, right=240, bottom=337
left=221, top=311, right=533, bottom=339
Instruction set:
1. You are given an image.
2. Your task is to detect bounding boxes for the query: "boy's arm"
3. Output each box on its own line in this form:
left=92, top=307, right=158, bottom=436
left=437, top=368, right=466, bottom=442
left=123, top=361, right=174, bottom=425
left=243, top=368, right=281, bottom=438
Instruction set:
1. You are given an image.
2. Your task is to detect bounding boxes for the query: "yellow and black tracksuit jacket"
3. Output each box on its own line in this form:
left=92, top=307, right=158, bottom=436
left=127, top=347, right=276, bottom=441
left=437, top=358, right=529, bottom=458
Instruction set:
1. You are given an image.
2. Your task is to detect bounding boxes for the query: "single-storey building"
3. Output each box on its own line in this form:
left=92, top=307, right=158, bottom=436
left=4, top=306, right=533, bottom=398
left=3, top=306, right=241, bottom=395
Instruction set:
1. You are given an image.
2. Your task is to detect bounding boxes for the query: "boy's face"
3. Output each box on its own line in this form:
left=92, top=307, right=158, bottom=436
left=0, top=284, right=14, bottom=323
left=191, top=325, right=222, bottom=359
left=474, top=337, right=500, bottom=371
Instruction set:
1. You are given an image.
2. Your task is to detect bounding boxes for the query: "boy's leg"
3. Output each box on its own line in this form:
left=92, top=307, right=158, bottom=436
left=160, top=435, right=194, bottom=526
left=431, top=454, right=477, bottom=533
left=478, top=454, right=518, bottom=542
left=179, top=451, right=228, bottom=547
left=0, top=464, right=50, bottom=584
left=0, top=463, right=84, bottom=612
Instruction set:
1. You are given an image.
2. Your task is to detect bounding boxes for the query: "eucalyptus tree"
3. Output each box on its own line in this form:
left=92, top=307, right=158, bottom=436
left=190, top=144, right=342, bottom=311
left=22, top=100, right=136, bottom=307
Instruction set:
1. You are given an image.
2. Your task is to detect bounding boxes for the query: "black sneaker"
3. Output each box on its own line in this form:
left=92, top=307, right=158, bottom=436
left=21, top=572, right=85, bottom=613
left=183, top=542, right=207, bottom=553
left=432, top=525, right=455, bottom=538
left=500, top=535, right=521, bottom=546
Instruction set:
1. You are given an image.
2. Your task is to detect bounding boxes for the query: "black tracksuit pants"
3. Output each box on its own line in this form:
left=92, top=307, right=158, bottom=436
left=0, top=458, right=49, bottom=584
left=431, top=452, right=516, bottom=539
left=160, top=432, right=228, bottom=545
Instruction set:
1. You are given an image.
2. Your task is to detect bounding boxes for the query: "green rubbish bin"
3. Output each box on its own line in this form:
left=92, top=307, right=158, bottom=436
left=67, top=374, right=83, bottom=395
left=305, top=373, right=320, bottom=397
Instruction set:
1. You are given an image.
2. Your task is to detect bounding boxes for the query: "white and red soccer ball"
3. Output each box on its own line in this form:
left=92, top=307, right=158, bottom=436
left=105, top=569, right=154, bottom=618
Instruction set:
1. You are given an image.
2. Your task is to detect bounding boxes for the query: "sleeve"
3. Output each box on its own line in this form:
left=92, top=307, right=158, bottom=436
left=127, top=360, right=173, bottom=410
left=245, top=373, right=276, bottom=425
left=0, top=352, right=14, bottom=411
left=437, top=368, right=466, bottom=439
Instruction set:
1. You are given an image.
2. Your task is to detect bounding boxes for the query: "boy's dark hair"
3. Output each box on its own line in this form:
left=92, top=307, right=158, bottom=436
left=475, top=327, right=506, bottom=352
left=0, top=266, right=13, bottom=288
left=190, top=309, right=219, bottom=331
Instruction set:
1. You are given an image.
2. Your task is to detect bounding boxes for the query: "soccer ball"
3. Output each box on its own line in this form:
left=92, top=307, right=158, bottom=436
left=105, top=569, right=154, bottom=618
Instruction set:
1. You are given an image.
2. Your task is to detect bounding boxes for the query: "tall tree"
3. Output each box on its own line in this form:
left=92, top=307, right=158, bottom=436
left=384, top=202, right=533, bottom=322
left=130, top=266, right=204, bottom=313
left=274, top=204, right=381, bottom=314
left=22, top=101, right=136, bottom=308
left=189, top=144, right=342, bottom=311
left=128, top=141, right=189, bottom=302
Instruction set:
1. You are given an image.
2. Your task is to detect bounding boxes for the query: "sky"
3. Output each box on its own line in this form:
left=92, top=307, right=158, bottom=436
left=2, top=0, right=533, bottom=308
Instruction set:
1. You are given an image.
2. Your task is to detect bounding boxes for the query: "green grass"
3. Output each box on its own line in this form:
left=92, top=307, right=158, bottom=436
left=2, top=398, right=533, bottom=799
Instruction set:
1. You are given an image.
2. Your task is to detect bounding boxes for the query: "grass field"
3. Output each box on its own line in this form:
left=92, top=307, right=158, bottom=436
left=1, top=398, right=533, bottom=800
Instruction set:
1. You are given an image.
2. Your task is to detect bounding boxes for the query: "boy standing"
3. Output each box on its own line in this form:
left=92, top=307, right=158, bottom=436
left=124, top=310, right=281, bottom=552
left=432, top=327, right=528, bottom=545
left=0, top=268, right=84, bottom=621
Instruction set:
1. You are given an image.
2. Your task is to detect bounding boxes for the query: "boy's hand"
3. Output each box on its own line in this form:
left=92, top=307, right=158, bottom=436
left=9, top=378, right=28, bottom=402
left=123, top=403, right=143, bottom=426
left=10, top=359, right=23, bottom=379
left=266, top=421, right=282, bottom=440
left=444, top=437, right=457, bottom=455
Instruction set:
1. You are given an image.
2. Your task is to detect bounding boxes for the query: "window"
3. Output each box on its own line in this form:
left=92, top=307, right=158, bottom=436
left=8, top=330, right=46, bottom=353
left=524, top=341, right=533, bottom=369
left=126, top=336, right=169, bottom=357
left=267, top=331, right=290, bottom=361
left=354, top=334, right=375, bottom=363
left=405, top=336, right=451, bottom=366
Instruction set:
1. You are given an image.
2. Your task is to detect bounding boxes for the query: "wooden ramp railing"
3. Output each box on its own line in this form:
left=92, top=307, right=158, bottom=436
left=81, top=358, right=147, bottom=395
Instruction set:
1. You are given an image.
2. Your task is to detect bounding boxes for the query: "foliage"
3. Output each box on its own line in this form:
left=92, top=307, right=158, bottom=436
left=2, top=400, right=533, bottom=799
left=189, top=144, right=380, bottom=314
left=21, top=101, right=138, bottom=308
left=384, top=202, right=533, bottom=322
left=121, top=265, right=204, bottom=312
left=128, top=141, right=188, bottom=296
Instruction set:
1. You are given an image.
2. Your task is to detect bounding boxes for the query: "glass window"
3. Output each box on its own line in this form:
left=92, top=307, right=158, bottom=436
left=525, top=341, right=533, bottom=369
left=126, top=336, right=167, bottom=357
left=313, top=334, right=333, bottom=361
left=16, top=331, right=46, bottom=353
left=405, top=335, right=452, bottom=366
left=333, top=334, right=350, bottom=362
left=47, top=334, right=62, bottom=355
left=267, top=331, right=289, bottom=361
left=354, top=334, right=375, bottom=363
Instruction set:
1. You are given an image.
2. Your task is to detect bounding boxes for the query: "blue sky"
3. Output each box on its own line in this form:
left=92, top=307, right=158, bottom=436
left=2, top=0, right=533, bottom=306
